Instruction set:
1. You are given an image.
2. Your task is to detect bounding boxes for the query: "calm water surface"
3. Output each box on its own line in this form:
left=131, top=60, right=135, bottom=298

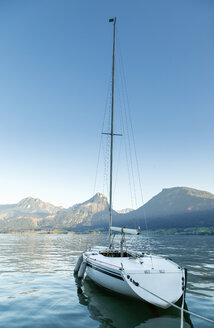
left=0, top=234, right=213, bottom=328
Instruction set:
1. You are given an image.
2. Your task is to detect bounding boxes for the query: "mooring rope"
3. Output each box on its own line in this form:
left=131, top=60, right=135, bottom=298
left=122, top=271, right=214, bottom=325
left=180, top=290, right=185, bottom=328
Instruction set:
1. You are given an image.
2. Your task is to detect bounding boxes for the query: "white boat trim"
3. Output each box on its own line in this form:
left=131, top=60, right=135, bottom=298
left=110, top=226, right=140, bottom=235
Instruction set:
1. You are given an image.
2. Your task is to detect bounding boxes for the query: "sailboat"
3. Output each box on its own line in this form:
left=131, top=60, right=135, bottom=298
left=74, top=18, right=186, bottom=309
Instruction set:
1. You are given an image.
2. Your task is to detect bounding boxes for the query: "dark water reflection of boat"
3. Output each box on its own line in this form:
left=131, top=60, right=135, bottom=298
left=75, top=277, right=194, bottom=328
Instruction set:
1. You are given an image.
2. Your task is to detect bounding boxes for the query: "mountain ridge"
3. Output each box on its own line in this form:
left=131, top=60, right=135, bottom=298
left=0, top=187, right=214, bottom=233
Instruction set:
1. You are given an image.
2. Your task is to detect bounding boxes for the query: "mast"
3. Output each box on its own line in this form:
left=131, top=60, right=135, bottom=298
left=109, top=17, right=116, bottom=239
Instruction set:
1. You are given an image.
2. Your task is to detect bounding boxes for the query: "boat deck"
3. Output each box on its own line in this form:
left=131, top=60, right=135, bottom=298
left=85, top=248, right=181, bottom=274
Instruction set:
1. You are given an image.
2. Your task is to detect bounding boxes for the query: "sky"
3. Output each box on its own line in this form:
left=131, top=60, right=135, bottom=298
left=0, top=0, right=214, bottom=210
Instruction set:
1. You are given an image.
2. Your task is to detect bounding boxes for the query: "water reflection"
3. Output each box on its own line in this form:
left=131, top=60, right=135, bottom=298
left=75, top=276, right=194, bottom=328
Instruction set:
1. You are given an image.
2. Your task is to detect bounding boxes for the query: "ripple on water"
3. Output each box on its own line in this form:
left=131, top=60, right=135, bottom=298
left=203, top=263, right=214, bottom=269
left=0, top=234, right=214, bottom=328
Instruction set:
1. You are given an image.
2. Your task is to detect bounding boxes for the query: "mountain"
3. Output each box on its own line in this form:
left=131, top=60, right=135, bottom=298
left=0, top=197, right=62, bottom=232
left=17, top=197, right=61, bottom=214
left=0, top=187, right=214, bottom=233
left=116, top=187, right=214, bottom=231
left=0, top=193, right=114, bottom=232
left=44, top=193, right=112, bottom=231
left=143, top=187, right=214, bottom=217
left=0, top=197, right=61, bottom=220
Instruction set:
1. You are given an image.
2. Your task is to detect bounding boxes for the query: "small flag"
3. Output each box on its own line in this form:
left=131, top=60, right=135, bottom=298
left=109, top=18, right=114, bottom=22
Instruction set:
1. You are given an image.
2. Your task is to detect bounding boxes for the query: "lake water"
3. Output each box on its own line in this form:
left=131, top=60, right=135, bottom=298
left=0, top=234, right=213, bottom=328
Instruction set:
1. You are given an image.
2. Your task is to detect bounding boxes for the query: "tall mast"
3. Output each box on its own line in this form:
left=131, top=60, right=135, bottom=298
left=109, top=17, right=116, bottom=239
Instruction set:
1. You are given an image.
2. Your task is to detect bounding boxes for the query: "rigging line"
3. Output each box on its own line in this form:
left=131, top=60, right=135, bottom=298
left=103, top=134, right=110, bottom=198
left=118, top=36, right=137, bottom=207
left=180, top=289, right=185, bottom=328
left=101, top=138, right=106, bottom=196
left=117, top=32, right=151, bottom=246
left=93, top=73, right=112, bottom=196
left=116, top=33, right=138, bottom=209
left=123, top=270, right=214, bottom=325
left=123, top=102, right=138, bottom=209
left=121, top=70, right=150, bottom=237
left=117, top=76, right=135, bottom=209
left=113, top=129, right=123, bottom=198
left=116, top=70, right=134, bottom=209
left=106, top=74, right=124, bottom=208
left=93, top=135, right=103, bottom=196
left=123, top=72, right=145, bottom=207
left=102, top=81, right=112, bottom=198
left=105, top=97, right=112, bottom=197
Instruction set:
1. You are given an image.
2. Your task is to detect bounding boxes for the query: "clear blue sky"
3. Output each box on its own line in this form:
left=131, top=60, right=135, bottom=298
left=0, top=0, right=214, bottom=209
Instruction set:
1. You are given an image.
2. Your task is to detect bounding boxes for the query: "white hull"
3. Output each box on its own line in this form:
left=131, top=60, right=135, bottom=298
left=82, top=247, right=185, bottom=309
left=86, top=258, right=136, bottom=298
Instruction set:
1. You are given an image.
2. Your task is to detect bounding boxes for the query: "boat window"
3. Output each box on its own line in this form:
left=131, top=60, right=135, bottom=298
left=100, top=251, right=133, bottom=258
